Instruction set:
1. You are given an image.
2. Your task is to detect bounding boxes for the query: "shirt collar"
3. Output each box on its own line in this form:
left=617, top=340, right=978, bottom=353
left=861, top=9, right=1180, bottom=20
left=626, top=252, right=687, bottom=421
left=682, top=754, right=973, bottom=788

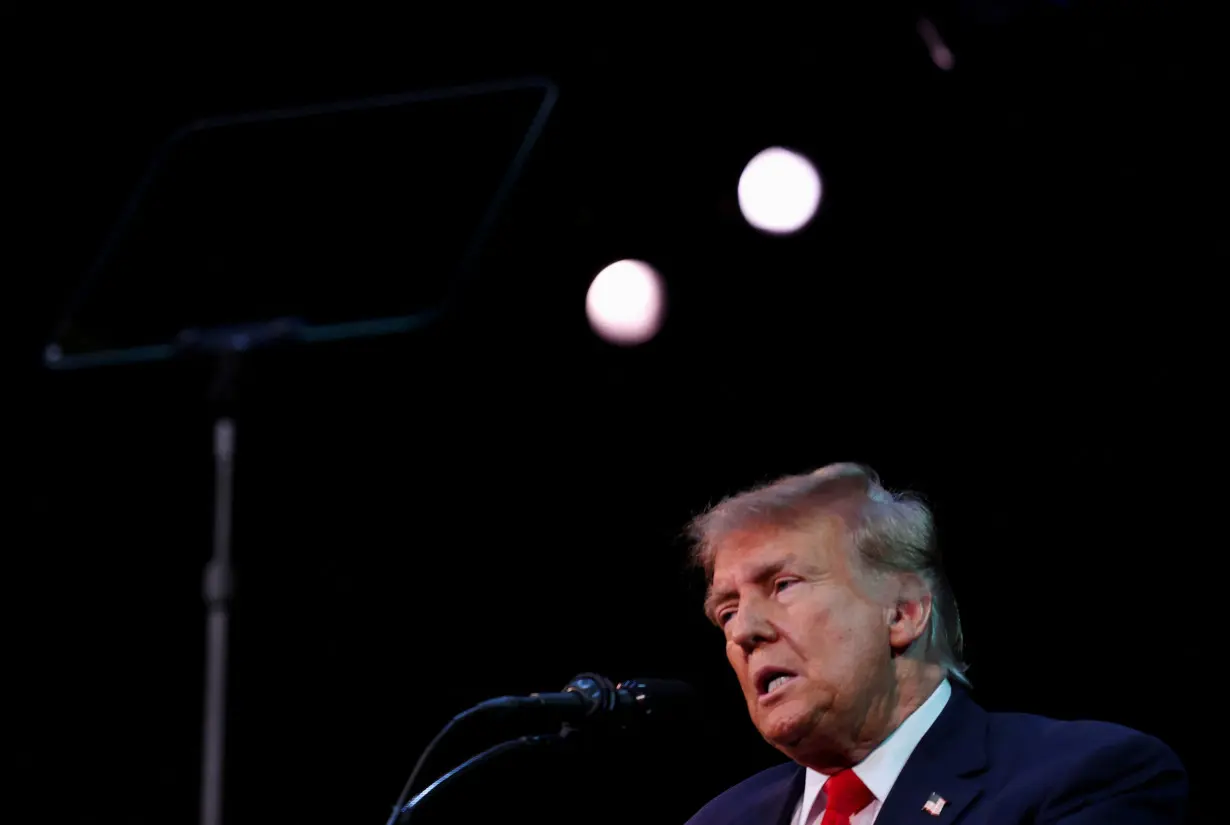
left=801, top=678, right=953, bottom=813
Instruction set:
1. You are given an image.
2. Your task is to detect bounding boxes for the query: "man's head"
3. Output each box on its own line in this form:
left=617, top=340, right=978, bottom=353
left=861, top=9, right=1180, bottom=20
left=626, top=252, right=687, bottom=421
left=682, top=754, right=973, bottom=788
left=688, top=462, right=966, bottom=770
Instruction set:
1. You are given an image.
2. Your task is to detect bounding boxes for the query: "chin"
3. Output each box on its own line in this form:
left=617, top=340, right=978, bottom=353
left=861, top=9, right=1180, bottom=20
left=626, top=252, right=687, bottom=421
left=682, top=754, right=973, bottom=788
left=754, top=702, right=814, bottom=749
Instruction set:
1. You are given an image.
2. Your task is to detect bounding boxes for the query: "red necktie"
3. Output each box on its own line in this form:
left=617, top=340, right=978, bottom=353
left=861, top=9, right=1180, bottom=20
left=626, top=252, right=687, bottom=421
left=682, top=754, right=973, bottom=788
left=819, top=769, right=875, bottom=825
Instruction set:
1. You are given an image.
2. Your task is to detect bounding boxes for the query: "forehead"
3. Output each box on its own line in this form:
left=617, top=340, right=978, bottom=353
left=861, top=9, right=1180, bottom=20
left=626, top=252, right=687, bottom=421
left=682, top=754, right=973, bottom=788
left=709, top=515, right=853, bottom=583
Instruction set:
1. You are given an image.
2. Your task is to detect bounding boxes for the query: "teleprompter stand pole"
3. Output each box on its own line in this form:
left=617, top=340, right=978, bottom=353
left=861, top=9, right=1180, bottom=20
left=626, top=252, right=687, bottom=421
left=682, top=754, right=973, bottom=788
left=201, top=402, right=235, bottom=825
left=187, top=319, right=302, bottom=825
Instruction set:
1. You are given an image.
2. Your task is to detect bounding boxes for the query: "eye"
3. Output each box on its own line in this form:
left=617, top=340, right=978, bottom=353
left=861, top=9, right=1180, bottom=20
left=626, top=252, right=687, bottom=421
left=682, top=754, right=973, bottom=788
left=775, top=578, right=799, bottom=593
left=717, top=609, right=735, bottom=627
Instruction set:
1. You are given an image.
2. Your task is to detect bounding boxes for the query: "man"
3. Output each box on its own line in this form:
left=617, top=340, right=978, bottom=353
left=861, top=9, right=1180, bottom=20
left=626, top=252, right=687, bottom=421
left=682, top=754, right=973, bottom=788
left=684, top=463, right=1186, bottom=825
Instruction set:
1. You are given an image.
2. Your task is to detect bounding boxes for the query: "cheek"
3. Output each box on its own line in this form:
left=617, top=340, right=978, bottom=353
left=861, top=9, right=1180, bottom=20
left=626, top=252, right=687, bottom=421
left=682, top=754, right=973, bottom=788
left=790, top=599, right=836, bottom=644
left=827, top=611, right=891, bottom=673
left=725, top=640, right=742, bottom=669
left=798, top=601, right=874, bottom=665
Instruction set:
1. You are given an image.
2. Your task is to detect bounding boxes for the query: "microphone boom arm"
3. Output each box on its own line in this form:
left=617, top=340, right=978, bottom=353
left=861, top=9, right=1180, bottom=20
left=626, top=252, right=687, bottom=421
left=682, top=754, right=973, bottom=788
left=382, top=673, right=695, bottom=824
left=392, top=734, right=562, bottom=824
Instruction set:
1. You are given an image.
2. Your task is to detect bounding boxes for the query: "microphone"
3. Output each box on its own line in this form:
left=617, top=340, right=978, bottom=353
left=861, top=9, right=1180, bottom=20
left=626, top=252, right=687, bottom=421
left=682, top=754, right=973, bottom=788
left=470, top=672, right=695, bottom=729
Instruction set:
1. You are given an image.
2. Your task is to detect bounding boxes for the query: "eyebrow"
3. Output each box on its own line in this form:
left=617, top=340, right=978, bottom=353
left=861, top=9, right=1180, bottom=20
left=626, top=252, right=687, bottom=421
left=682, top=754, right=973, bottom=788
left=704, top=556, right=793, bottom=620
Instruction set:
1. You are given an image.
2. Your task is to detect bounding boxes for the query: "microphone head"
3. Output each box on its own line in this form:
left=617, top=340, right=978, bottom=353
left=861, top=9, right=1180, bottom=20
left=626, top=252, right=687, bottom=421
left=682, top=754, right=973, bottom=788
left=555, top=674, right=699, bottom=732
left=615, top=677, right=698, bottom=719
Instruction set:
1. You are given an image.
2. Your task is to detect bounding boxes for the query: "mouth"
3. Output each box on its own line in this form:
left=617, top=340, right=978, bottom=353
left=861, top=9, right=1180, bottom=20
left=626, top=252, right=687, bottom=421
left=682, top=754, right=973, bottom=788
left=754, top=667, right=798, bottom=702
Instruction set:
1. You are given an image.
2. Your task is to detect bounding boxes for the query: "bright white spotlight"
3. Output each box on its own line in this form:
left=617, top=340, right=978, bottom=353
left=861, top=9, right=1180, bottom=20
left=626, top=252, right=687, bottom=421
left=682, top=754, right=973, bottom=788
left=586, top=259, right=666, bottom=346
left=737, top=147, right=823, bottom=235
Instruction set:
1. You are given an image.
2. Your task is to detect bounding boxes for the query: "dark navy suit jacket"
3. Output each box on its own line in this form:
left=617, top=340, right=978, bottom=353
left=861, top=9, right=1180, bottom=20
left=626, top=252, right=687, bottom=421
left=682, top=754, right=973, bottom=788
left=685, top=686, right=1187, bottom=825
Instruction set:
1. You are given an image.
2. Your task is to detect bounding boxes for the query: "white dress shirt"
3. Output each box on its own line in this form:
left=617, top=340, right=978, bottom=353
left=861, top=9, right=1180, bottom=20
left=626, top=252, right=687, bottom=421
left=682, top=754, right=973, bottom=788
left=790, top=679, right=952, bottom=825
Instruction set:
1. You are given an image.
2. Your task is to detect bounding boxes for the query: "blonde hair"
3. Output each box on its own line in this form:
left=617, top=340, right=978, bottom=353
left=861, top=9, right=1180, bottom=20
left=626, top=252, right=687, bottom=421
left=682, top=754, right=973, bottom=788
left=687, top=462, right=969, bottom=686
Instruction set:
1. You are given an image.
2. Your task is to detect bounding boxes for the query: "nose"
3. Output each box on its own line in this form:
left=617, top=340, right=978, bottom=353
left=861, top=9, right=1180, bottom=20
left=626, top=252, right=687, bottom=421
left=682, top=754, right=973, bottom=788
left=727, top=593, right=776, bottom=651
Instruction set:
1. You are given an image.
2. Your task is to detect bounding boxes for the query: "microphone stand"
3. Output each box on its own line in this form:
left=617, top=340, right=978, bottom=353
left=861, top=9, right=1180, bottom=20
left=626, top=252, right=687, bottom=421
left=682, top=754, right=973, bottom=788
left=393, top=733, right=564, bottom=824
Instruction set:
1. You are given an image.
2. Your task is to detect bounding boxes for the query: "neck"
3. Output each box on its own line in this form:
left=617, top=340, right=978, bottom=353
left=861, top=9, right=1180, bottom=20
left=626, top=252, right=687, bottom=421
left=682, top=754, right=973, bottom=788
left=798, top=662, right=946, bottom=772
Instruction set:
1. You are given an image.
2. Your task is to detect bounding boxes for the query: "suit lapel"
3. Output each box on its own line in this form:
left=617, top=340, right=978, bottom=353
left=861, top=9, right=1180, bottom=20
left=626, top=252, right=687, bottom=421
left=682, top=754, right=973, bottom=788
left=874, top=686, right=988, bottom=825
left=773, top=766, right=806, bottom=825
left=737, top=763, right=805, bottom=825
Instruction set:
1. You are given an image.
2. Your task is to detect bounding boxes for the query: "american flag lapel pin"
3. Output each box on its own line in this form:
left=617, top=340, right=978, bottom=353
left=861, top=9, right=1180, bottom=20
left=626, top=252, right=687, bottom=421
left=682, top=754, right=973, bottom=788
left=922, top=793, right=947, bottom=816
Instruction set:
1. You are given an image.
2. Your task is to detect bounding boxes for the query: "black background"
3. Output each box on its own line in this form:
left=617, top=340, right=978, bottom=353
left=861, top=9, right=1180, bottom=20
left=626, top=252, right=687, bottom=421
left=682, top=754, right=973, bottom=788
left=10, top=4, right=1223, bottom=824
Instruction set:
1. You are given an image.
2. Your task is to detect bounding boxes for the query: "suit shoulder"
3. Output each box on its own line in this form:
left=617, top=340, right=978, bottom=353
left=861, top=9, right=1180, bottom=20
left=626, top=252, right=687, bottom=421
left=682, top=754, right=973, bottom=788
left=969, top=707, right=1188, bottom=821
left=988, top=709, right=1182, bottom=767
left=684, top=762, right=800, bottom=825
left=984, top=709, right=1186, bottom=807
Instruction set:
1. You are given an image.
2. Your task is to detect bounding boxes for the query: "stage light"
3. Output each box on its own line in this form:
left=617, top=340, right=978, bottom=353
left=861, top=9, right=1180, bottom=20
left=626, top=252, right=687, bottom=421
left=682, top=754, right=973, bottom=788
left=737, top=147, right=823, bottom=235
left=586, top=259, right=666, bottom=346
left=918, top=18, right=955, bottom=71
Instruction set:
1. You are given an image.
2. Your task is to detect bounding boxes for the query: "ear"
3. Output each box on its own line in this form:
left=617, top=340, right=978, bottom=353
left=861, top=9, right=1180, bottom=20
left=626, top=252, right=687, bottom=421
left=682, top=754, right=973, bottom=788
left=888, top=575, right=933, bottom=652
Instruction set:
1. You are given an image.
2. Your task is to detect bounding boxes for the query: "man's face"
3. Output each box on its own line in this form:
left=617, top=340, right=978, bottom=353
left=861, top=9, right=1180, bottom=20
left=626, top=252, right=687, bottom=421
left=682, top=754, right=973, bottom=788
left=706, top=515, right=896, bottom=762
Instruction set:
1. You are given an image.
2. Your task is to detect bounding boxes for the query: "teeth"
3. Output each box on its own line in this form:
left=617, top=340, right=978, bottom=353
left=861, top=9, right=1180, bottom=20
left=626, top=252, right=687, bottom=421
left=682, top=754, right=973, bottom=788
left=766, top=675, right=791, bottom=693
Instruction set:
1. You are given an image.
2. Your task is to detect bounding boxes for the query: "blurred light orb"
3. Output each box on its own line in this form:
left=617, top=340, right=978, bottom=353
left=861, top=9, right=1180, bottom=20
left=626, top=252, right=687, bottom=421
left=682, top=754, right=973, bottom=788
left=737, top=147, right=823, bottom=235
left=586, top=259, right=666, bottom=346
left=918, top=18, right=955, bottom=71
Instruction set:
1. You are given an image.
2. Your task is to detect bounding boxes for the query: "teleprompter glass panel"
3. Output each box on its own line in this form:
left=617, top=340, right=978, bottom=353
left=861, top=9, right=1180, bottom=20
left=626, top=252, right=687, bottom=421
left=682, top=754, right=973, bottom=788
left=46, top=79, right=557, bottom=367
